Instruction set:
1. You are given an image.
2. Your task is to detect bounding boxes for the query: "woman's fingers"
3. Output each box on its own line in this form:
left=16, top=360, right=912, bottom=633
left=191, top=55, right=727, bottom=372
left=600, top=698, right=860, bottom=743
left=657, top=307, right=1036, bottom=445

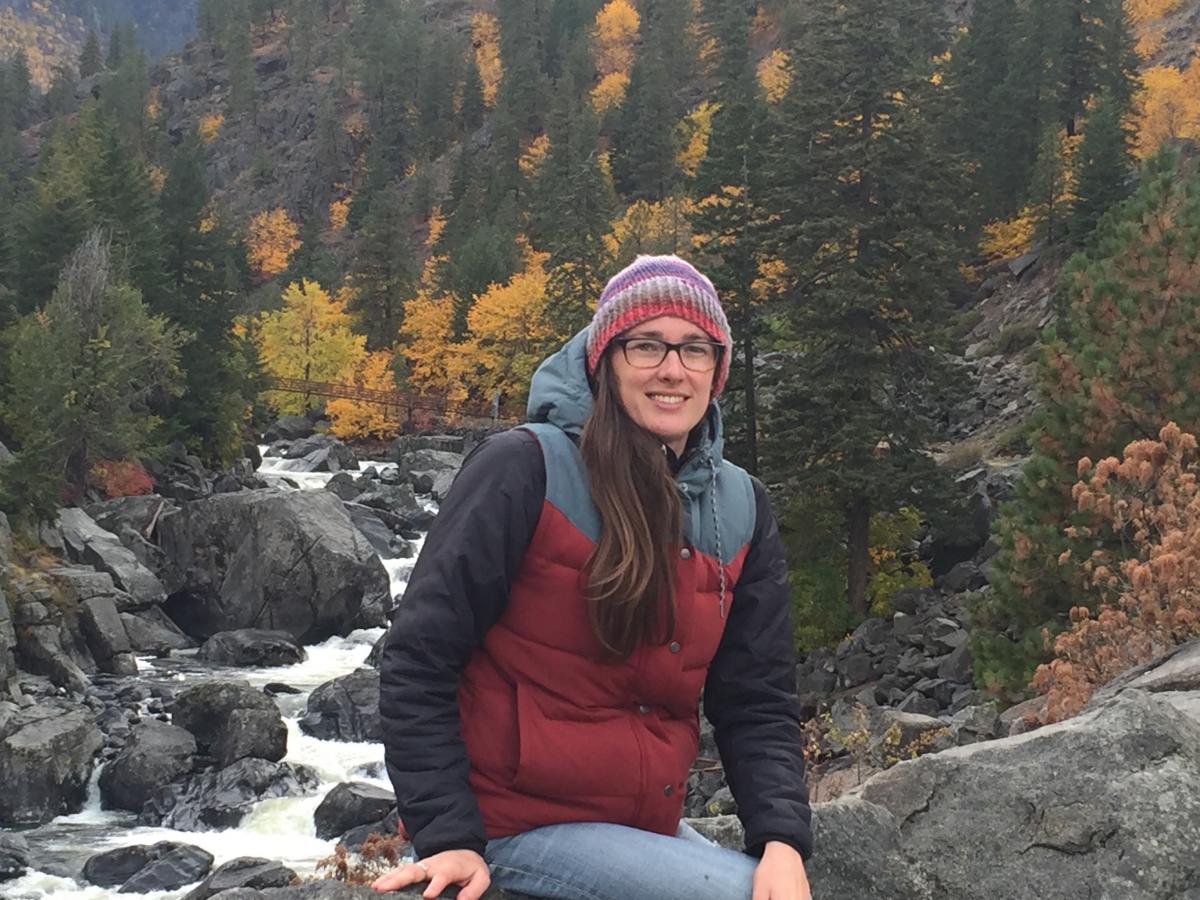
left=455, top=866, right=493, bottom=900
left=370, top=861, right=425, bottom=893
left=422, top=872, right=450, bottom=899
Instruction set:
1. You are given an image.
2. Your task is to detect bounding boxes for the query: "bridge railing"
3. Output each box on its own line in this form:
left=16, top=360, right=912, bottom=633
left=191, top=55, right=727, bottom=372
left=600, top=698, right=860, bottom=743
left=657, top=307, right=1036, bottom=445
left=268, top=376, right=523, bottom=425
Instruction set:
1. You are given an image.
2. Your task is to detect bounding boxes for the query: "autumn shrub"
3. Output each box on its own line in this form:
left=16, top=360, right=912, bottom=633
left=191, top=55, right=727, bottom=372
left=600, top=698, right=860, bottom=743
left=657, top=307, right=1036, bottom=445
left=315, top=833, right=410, bottom=885
left=88, top=459, right=154, bottom=498
left=1030, top=422, right=1200, bottom=723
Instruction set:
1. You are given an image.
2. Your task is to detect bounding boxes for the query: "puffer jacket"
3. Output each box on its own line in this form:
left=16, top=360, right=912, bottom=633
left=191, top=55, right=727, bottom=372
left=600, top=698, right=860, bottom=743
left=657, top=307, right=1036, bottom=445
left=378, top=329, right=811, bottom=861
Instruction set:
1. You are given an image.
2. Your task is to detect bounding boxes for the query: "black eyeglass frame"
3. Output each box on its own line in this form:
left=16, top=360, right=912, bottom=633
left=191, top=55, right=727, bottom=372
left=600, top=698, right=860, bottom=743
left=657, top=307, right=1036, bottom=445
left=612, top=337, right=725, bottom=373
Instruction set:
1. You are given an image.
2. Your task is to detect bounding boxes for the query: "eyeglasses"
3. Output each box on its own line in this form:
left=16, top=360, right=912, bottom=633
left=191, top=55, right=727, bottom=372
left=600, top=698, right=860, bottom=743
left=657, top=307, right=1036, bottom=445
left=613, top=337, right=724, bottom=373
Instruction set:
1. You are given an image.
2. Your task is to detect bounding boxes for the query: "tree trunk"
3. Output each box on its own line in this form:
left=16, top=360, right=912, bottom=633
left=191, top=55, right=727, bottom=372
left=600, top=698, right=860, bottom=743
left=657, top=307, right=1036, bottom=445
left=847, top=494, right=871, bottom=618
left=741, top=329, right=758, bottom=475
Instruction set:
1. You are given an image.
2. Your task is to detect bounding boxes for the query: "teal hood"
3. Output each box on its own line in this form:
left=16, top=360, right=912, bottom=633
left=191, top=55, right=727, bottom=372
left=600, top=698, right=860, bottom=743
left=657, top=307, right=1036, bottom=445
left=525, top=328, right=729, bottom=495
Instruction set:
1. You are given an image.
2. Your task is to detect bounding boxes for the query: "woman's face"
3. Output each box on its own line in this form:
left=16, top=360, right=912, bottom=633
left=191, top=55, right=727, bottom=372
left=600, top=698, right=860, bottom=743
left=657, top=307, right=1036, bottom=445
left=610, top=315, right=718, bottom=456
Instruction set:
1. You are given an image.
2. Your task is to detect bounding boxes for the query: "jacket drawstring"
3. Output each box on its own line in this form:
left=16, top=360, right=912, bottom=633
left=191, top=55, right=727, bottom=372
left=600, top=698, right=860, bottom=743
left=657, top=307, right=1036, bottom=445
left=709, top=458, right=726, bottom=619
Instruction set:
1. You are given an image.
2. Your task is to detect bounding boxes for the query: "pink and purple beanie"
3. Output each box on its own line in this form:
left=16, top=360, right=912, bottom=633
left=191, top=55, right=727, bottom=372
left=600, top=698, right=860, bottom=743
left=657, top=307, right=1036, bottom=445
left=586, top=255, right=733, bottom=396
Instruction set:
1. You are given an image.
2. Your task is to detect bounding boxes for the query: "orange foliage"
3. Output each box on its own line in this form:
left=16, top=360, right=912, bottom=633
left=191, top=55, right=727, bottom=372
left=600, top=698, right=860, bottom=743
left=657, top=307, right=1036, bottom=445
left=757, top=49, right=791, bottom=104
left=88, top=459, right=154, bottom=498
left=199, top=112, right=225, bottom=144
left=1127, top=0, right=1184, bottom=57
left=399, top=292, right=471, bottom=399
left=327, top=350, right=401, bottom=439
left=1134, top=63, right=1200, bottom=158
left=593, top=0, right=639, bottom=77
left=980, top=212, right=1038, bottom=261
left=519, top=133, right=552, bottom=177
left=329, top=197, right=350, bottom=232
left=471, top=12, right=502, bottom=107
left=247, top=208, right=302, bottom=281
left=1031, top=422, right=1200, bottom=722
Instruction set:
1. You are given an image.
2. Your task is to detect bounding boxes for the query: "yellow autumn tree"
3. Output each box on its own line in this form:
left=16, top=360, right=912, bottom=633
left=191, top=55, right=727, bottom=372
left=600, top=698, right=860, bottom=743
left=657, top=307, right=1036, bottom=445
left=757, top=49, right=791, bottom=104
left=1127, top=0, right=1184, bottom=57
left=606, top=197, right=695, bottom=266
left=593, top=0, right=639, bottom=77
left=327, top=350, right=402, bottom=439
left=400, top=292, right=474, bottom=400
left=1135, top=63, right=1200, bottom=158
left=592, top=71, right=631, bottom=114
left=247, top=208, right=302, bottom=281
left=467, top=246, right=555, bottom=403
left=472, top=12, right=503, bottom=107
left=675, top=102, right=717, bottom=178
left=257, top=280, right=365, bottom=414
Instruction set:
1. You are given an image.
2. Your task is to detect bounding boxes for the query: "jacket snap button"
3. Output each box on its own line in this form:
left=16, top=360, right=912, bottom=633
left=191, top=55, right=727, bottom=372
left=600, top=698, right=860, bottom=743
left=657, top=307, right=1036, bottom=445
left=668, top=641, right=681, bottom=653
left=663, top=784, right=674, bottom=796
left=638, top=704, right=651, bottom=714
left=679, top=548, right=692, bottom=560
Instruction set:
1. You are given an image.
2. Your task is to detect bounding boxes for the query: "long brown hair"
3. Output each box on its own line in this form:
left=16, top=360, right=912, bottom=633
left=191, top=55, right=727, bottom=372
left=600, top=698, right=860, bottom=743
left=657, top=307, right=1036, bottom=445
left=579, top=354, right=682, bottom=658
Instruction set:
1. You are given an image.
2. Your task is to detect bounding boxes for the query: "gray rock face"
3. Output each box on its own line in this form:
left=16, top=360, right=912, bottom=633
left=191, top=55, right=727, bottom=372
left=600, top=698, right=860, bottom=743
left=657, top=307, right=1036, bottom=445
left=122, top=606, right=197, bottom=654
left=0, top=700, right=103, bottom=825
left=58, top=508, right=167, bottom=607
left=0, top=587, right=16, bottom=687
left=313, top=781, right=396, bottom=839
left=80, top=595, right=139, bottom=675
left=181, top=856, right=297, bottom=900
left=145, top=759, right=320, bottom=831
left=99, top=719, right=197, bottom=812
left=0, top=510, right=12, bottom=578
left=282, top=435, right=359, bottom=473
left=9, top=588, right=93, bottom=694
left=858, top=691, right=1200, bottom=899
left=299, top=668, right=380, bottom=742
left=197, top=629, right=307, bottom=668
left=263, top=414, right=314, bottom=442
left=159, top=489, right=390, bottom=642
left=172, top=680, right=287, bottom=768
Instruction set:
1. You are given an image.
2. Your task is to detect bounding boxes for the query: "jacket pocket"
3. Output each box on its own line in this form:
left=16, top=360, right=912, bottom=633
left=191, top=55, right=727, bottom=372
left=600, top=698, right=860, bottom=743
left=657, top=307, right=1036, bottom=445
left=512, top=682, right=641, bottom=799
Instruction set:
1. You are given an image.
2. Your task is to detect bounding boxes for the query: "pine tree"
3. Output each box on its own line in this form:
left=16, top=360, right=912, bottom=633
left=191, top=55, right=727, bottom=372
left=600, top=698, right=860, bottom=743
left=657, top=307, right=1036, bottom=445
left=610, top=43, right=677, bottom=201
left=158, top=132, right=257, bottom=463
left=105, top=24, right=125, bottom=70
left=1027, top=123, right=1074, bottom=244
left=494, top=0, right=548, bottom=135
left=972, top=148, right=1200, bottom=695
left=1070, top=88, right=1135, bottom=243
left=690, top=0, right=768, bottom=472
left=535, top=43, right=615, bottom=339
left=760, top=0, right=966, bottom=617
left=79, top=30, right=103, bottom=78
left=349, top=183, right=415, bottom=349
left=460, top=53, right=485, bottom=134
left=228, top=13, right=256, bottom=120
left=7, top=51, right=31, bottom=130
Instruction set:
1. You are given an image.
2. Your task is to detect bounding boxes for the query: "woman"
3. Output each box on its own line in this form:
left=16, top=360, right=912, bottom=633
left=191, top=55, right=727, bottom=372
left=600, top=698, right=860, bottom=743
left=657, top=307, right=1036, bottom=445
left=372, top=256, right=812, bottom=900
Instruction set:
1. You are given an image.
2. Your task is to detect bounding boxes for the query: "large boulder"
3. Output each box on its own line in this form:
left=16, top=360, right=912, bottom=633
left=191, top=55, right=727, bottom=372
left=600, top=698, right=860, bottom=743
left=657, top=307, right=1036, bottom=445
left=0, top=832, right=29, bottom=882
left=84, top=494, right=176, bottom=580
left=298, top=668, right=380, bottom=742
left=8, top=587, right=93, bottom=694
left=80, top=595, right=139, bottom=675
left=159, top=490, right=390, bottom=642
left=313, top=781, right=396, bottom=839
left=84, top=841, right=213, bottom=891
left=196, top=630, right=307, bottom=668
left=0, top=587, right=16, bottom=687
left=263, top=414, right=315, bottom=442
left=121, top=606, right=197, bottom=654
left=144, top=758, right=320, bottom=831
left=282, top=435, right=359, bottom=473
left=57, top=508, right=167, bottom=607
left=99, top=719, right=197, bottom=812
left=857, top=690, right=1200, bottom=899
left=172, top=680, right=287, bottom=768
left=352, top=483, right=434, bottom=531
left=0, top=700, right=103, bottom=825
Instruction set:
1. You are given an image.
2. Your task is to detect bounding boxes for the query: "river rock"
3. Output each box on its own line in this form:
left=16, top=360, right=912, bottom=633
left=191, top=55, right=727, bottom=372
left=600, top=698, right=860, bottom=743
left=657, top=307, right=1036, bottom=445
left=182, top=856, right=297, bottom=900
left=342, top=504, right=408, bottom=560
left=0, top=699, right=103, bottom=825
left=159, top=489, right=390, bottom=642
left=84, top=841, right=213, bottom=891
left=122, top=606, right=197, bottom=654
left=858, top=690, right=1200, bottom=899
left=146, top=758, right=321, bottom=831
left=197, top=630, right=307, bottom=668
left=8, top=589, right=92, bottom=694
left=99, top=719, right=197, bottom=812
left=313, top=781, right=396, bottom=840
left=264, top=414, right=314, bottom=442
left=0, top=832, right=29, bottom=882
left=282, top=435, right=358, bottom=473
left=58, top=508, right=167, bottom=606
left=172, top=680, right=287, bottom=767
left=299, top=668, right=380, bottom=742
left=352, top=483, right=433, bottom=530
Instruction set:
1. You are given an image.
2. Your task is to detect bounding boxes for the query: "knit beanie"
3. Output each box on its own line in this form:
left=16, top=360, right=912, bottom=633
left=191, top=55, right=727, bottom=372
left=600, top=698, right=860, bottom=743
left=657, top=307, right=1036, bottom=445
left=586, top=255, right=733, bottom=396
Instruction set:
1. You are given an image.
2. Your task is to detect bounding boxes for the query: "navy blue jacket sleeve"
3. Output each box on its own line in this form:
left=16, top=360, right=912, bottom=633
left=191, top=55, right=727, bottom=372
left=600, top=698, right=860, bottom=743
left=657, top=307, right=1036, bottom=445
left=378, top=428, right=545, bottom=858
left=702, top=476, right=813, bottom=860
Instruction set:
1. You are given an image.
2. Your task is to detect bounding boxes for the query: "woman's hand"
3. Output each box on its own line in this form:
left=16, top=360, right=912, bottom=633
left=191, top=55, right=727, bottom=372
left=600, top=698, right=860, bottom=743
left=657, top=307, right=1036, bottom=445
left=370, top=849, right=491, bottom=900
left=751, top=840, right=812, bottom=900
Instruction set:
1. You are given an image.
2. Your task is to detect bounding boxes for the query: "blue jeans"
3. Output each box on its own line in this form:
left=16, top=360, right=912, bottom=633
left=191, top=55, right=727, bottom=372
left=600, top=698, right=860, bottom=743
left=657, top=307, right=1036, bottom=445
left=483, top=821, right=757, bottom=900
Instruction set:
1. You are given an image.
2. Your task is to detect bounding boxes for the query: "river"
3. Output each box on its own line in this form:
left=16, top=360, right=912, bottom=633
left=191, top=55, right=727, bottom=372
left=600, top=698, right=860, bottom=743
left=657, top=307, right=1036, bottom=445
left=6, top=452, right=421, bottom=899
